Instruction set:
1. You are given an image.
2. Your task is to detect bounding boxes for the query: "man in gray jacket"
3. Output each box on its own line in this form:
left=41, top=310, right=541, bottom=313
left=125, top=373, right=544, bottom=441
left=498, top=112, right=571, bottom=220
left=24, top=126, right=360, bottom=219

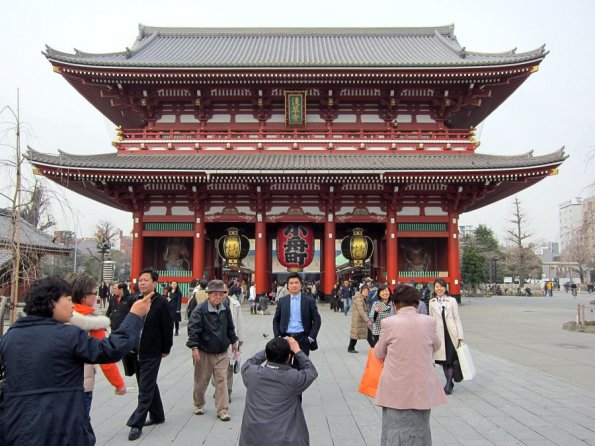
left=187, top=279, right=238, bottom=422
left=239, top=336, right=318, bottom=446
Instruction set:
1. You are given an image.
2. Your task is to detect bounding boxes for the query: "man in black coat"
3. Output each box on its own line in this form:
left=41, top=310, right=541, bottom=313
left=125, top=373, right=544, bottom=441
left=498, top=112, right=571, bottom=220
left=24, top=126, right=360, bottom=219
left=273, top=272, right=322, bottom=358
left=127, top=269, right=174, bottom=441
left=106, top=282, right=135, bottom=330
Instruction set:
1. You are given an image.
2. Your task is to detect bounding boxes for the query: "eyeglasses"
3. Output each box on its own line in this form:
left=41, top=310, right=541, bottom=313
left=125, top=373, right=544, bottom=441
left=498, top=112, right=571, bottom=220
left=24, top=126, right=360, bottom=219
left=86, top=291, right=97, bottom=295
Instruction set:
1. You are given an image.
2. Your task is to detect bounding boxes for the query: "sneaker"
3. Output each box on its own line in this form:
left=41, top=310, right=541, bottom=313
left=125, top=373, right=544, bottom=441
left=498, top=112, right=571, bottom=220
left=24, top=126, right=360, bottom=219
left=193, top=405, right=205, bottom=415
left=347, top=348, right=358, bottom=353
left=217, top=409, right=231, bottom=421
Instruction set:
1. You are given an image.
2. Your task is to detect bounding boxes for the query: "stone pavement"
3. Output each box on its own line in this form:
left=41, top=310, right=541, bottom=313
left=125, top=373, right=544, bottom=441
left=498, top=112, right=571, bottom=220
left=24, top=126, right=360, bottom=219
left=90, top=293, right=595, bottom=445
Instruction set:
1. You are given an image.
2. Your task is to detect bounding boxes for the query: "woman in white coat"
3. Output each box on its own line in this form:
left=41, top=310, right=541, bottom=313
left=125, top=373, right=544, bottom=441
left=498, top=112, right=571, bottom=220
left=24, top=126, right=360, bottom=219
left=428, top=278, right=464, bottom=395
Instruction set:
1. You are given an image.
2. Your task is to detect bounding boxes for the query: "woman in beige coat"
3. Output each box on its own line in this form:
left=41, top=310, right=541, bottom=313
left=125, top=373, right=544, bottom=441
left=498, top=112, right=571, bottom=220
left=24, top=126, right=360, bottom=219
left=375, top=284, right=447, bottom=445
left=348, top=286, right=373, bottom=353
left=428, top=278, right=464, bottom=395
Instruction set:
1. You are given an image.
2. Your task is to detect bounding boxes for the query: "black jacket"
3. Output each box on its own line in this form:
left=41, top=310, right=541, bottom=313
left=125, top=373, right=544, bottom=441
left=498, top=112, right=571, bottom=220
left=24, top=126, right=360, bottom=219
left=272, top=293, right=321, bottom=340
left=167, top=289, right=182, bottom=322
left=106, top=293, right=135, bottom=330
left=0, top=314, right=143, bottom=446
left=186, top=300, right=238, bottom=354
left=139, top=294, right=174, bottom=358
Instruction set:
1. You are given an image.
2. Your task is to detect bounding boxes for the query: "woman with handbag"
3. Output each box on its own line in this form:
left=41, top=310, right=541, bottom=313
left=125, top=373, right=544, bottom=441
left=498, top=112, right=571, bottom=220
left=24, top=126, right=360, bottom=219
left=429, top=278, right=464, bottom=395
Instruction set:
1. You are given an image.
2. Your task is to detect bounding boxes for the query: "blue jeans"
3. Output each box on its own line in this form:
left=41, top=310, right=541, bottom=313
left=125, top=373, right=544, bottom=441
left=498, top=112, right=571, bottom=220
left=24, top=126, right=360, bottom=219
left=343, top=298, right=352, bottom=315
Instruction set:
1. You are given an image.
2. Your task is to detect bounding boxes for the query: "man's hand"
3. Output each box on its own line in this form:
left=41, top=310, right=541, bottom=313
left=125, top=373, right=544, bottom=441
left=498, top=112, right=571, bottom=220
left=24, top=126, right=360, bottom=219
left=285, top=336, right=301, bottom=354
left=231, top=342, right=239, bottom=354
left=192, top=348, right=200, bottom=363
left=115, top=385, right=127, bottom=395
left=130, top=294, right=152, bottom=317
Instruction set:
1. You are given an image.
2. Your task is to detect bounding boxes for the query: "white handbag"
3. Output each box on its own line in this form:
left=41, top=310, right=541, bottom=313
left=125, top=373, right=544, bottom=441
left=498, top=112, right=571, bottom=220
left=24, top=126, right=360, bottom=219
left=456, top=342, right=476, bottom=380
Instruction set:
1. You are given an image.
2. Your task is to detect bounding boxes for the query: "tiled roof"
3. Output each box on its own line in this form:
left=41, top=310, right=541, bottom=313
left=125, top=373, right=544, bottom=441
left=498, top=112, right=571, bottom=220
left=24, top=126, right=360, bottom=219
left=44, top=25, right=546, bottom=69
left=28, top=148, right=566, bottom=173
left=0, top=209, right=71, bottom=253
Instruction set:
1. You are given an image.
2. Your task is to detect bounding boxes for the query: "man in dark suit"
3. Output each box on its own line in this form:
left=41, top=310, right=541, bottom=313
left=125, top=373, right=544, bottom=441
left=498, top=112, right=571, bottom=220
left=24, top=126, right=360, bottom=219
left=106, top=282, right=135, bottom=331
left=273, top=272, right=321, bottom=358
left=127, top=269, right=174, bottom=441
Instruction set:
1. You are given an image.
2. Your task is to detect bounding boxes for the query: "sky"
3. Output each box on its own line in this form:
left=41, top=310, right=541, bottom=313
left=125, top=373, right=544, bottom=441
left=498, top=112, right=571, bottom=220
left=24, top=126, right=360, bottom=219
left=1, top=0, right=593, bottom=245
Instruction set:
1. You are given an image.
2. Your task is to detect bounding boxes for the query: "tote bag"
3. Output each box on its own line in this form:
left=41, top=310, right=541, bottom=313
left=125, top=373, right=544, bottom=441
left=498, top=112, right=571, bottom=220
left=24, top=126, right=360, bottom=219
left=456, top=342, right=476, bottom=380
left=358, top=348, right=383, bottom=397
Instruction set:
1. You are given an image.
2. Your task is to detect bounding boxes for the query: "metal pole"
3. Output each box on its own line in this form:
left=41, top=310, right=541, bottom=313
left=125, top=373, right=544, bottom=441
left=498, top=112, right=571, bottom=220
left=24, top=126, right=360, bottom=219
left=73, top=236, right=78, bottom=273
left=99, top=250, right=105, bottom=285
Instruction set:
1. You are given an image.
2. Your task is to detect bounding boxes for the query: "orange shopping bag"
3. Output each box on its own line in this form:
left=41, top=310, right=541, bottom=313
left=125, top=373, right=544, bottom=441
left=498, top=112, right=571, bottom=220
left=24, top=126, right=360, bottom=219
left=358, top=348, right=383, bottom=397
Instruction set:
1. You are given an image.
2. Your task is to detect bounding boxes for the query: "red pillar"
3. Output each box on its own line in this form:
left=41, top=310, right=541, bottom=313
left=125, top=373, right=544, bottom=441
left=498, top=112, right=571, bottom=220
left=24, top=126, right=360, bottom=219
left=131, top=210, right=143, bottom=282
left=376, top=239, right=386, bottom=284
left=205, top=238, right=214, bottom=280
left=255, top=217, right=267, bottom=295
left=448, top=212, right=461, bottom=300
left=193, top=209, right=205, bottom=280
left=323, top=216, right=336, bottom=300
left=386, top=208, right=398, bottom=290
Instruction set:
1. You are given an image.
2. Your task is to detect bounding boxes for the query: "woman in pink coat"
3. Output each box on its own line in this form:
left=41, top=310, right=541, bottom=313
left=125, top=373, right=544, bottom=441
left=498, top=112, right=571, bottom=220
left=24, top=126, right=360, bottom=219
left=374, top=285, right=447, bottom=445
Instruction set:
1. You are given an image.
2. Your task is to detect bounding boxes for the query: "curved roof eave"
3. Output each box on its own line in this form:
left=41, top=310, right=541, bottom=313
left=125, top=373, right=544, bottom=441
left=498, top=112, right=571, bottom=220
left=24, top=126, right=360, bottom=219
left=27, top=146, right=567, bottom=176
left=45, top=58, right=546, bottom=72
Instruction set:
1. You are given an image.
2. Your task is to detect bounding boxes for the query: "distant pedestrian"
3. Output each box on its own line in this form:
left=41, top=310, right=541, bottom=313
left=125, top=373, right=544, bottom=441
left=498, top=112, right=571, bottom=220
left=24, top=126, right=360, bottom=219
left=106, top=282, right=135, bottom=331
left=168, top=281, right=182, bottom=336
left=187, top=279, right=208, bottom=320
left=339, top=280, right=354, bottom=316
left=348, top=286, right=374, bottom=353
left=98, top=281, right=110, bottom=308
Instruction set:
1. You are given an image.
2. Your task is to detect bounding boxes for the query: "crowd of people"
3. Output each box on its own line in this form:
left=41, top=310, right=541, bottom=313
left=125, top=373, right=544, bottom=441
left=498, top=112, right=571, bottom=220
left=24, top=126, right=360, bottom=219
left=0, top=270, right=465, bottom=445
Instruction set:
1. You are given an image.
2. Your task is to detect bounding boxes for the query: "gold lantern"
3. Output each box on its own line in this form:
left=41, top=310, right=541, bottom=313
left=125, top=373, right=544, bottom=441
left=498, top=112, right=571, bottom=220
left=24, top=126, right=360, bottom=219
left=341, top=228, right=374, bottom=268
left=217, top=227, right=250, bottom=268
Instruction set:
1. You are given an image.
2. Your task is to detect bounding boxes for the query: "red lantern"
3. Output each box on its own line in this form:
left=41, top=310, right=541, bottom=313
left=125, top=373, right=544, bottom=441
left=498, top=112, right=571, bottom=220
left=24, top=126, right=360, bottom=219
left=276, top=224, right=314, bottom=272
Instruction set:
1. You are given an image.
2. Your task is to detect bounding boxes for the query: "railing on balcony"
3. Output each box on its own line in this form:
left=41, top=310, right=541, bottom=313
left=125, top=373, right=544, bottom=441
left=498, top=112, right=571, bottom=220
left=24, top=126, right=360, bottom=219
left=119, top=127, right=475, bottom=141
left=113, top=127, right=478, bottom=153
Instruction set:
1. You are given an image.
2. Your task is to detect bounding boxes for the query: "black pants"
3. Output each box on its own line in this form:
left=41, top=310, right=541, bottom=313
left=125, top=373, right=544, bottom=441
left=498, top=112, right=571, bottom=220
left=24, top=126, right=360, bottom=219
left=283, top=332, right=311, bottom=369
left=349, top=333, right=374, bottom=350
left=127, top=355, right=164, bottom=428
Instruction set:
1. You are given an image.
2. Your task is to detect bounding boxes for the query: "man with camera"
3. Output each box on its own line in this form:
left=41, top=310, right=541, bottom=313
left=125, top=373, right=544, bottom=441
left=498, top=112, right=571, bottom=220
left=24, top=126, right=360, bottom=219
left=239, top=336, right=318, bottom=445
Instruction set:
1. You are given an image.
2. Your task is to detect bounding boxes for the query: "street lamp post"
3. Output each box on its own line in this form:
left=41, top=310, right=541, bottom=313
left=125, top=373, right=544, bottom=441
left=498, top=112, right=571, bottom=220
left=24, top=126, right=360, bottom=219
left=96, top=238, right=112, bottom=285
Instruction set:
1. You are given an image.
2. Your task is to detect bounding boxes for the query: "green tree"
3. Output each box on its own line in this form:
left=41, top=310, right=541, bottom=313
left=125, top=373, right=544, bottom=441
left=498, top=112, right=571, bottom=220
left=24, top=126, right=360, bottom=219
left=461, top=245, right=486, bottom=293
left=474, top=224, right=503, bottom=283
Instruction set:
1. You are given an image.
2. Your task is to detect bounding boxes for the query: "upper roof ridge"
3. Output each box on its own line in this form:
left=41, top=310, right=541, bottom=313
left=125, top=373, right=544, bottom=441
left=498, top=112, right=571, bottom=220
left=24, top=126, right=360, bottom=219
left=137, top=24, right=456, bottom=37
